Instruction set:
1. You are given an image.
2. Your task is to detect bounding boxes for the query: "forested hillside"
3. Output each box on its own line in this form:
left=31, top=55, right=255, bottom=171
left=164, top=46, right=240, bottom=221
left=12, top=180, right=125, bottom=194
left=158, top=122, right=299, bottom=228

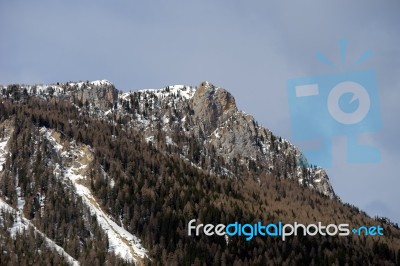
left=0, top=82, right=399, bottom=265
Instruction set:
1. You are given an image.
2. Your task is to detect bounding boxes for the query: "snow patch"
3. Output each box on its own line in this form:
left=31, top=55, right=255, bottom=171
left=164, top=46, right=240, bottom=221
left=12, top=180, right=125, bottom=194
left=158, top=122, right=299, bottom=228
left=137, top=85, right=196, bottom=100
left=145, top=136, right=154, bottom=143
left=0, top=199, right=79, bottom=266
left=0, top=134, right=10, bottom=171
left=72, top=182, right=147, bottom=262
left=90, top=80, right=112, bottom=86
left=165, top=136, right=176, bottom=146
left=41, top=128, right=63, bottom=152
left=67, top=79, right=112, bottom=89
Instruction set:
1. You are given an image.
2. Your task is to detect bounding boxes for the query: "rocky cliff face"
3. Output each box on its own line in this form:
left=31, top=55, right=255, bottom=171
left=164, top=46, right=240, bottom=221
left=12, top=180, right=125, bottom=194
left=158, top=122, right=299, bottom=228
left=191, top=81, right=237, bottom=136
left=0, top=80, right=335, bottom=198
left=71, top=80, right=118, bottom=111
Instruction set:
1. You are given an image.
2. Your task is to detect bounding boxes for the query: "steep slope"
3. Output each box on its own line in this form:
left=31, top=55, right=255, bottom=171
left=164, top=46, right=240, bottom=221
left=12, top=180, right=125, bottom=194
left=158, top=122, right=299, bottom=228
left=0, top=122, right=79, bottom=265
left=42, top=128, right=148, bottom=263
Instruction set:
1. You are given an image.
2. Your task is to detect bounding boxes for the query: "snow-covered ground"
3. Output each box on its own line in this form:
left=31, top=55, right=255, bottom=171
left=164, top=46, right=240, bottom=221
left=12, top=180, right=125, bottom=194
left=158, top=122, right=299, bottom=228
left=0, top=135, right=10, bottom=172
left=0, top=198, right=80, bottom=266
left=43, top=128, right=148, bottom=264
left=0, top=126, right=149, bottom=264
left=68, top=79, right=113, bottom=89
left=0, top=132, right=79, bottom=266
left=73, top=182, right=147, bottom=262
left=11, top=173, right=26, bottom=238
left=136, top=85, right=196, bottom=100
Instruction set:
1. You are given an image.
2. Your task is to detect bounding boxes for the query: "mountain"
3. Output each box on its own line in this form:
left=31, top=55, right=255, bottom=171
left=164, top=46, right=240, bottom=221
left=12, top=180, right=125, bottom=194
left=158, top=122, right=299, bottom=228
left=0, top=80, right=399, bottom=265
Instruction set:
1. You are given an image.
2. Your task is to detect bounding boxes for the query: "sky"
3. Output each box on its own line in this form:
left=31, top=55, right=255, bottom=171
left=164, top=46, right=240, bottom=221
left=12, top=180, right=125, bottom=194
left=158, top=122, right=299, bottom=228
left=1, top=1, right=399, bottom=223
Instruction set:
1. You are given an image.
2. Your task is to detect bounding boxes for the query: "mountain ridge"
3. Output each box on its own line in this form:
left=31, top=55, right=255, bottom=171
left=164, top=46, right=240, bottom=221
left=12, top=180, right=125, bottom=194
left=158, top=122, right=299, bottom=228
left=1, top=79, right=336, bottom=197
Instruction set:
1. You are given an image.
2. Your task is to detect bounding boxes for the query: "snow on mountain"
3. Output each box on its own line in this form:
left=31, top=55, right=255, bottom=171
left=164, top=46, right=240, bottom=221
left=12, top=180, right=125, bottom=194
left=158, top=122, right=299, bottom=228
left=42, top=128, right=148, bottom=264
left=0, top=80, right=336, bottom=198
left=0, top=135, right=9, bottom=172
left=89, top=80, right=113, bottom=87
left=116, top=81, right=335, bottom=198
left=66, top=79, right=113, bottom=89
left=137, top=85, right=196, bottom=100
left=0, top=133, right=79, bottom=266
left=0, top=198, right=80, bottom=266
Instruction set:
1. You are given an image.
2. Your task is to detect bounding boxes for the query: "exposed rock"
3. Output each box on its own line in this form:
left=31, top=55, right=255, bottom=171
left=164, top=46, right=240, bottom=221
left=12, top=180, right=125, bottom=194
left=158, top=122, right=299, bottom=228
left=72, top=81, right=118, bottom=111
left=191, top=81, right=237, bottom=135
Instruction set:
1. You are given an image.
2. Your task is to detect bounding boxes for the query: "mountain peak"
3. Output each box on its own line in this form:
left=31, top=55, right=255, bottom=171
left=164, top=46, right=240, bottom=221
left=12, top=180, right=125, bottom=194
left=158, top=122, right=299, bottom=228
left=191, top=81, right=237, bottom=135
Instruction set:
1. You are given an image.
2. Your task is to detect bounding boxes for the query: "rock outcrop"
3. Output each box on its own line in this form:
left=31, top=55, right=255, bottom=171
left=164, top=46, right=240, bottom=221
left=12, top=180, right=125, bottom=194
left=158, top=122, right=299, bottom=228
left=191, top=81, right=237, bottom=136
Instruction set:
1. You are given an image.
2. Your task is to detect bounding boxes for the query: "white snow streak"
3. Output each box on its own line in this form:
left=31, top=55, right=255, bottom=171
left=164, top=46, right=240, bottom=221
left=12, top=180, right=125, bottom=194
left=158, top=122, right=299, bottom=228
left=0, top=134, right=78, bottom=265
left=0, top=199, right=80, bottom=266
left=43, top=128, right=148, bottom=264
left=129, top=84, right=196, bottom=100
left=0, top=135, right=10, bottom=172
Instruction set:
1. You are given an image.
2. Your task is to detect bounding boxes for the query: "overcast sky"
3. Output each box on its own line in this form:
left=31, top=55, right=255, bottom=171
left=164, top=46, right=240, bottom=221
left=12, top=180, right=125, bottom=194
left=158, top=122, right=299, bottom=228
left=1, top=1, right=399, bottom=223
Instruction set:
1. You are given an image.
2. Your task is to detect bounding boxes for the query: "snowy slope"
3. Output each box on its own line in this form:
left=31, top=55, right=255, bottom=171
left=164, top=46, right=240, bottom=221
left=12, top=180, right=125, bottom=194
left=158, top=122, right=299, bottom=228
left=0, top=199, right=80, bottom=266
left=42, top=128, right=148, bottom=264
left=0, top=135, right=10, bottom=172
left=0, top=133, right=79, bottom=266
left=137, top=85, right=196, bottom=100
